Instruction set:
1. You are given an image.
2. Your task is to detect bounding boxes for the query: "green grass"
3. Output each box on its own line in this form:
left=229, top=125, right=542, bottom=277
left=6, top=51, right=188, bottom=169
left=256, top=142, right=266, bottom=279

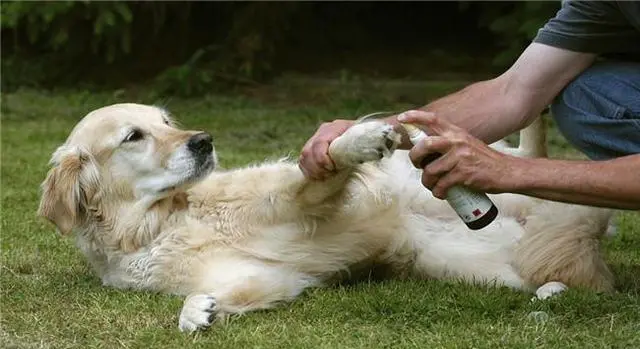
left=2, top=80, right=639, bottom=349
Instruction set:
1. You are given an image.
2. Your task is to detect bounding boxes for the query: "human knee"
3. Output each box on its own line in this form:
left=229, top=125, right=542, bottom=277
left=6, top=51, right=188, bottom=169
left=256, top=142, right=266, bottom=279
left=550, top=62, right=640, bottom=159
left=549, top=82, right=597, bottom=157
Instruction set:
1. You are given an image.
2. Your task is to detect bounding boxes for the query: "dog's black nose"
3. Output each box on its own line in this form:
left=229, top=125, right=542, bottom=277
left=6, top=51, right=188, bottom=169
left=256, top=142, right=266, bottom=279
left=188, top=132, right=213, bottom=155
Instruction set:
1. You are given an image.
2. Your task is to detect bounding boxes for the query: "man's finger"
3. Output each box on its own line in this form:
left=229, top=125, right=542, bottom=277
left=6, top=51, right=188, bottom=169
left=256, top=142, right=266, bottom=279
left=419, top=150, right=458, bottom=192
left=298, top=161, right=311, bottom=178
left=423, top=150, right=457, bottom=178
left=408, top=136, right=452, bottom=168
left=432, top=171, right=465, bottom=199
left=421, top=170, right=439, bottom=191
left=397, top=110, right=463, bottom=136
left=298, top=156, right=316, bottom=180
left=312, top=140, right=335, bottom=172
left=299, top=151, right=324, bottom=180
left=298, top=140, right=334, bottom=180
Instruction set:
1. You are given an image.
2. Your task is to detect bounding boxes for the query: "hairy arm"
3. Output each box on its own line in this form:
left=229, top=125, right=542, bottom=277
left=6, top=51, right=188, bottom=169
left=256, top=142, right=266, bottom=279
left=299, top=43, right=598, bottom=181
left=393, top=44, right=640, bottom=210
left=399, top=110, right=640, bottom=211
left=386, top=42, right=597, bottom=148
left=510, top=155, right=640, bottom=210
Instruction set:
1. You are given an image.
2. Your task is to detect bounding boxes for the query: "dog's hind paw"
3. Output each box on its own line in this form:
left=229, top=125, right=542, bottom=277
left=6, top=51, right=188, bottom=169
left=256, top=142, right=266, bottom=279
left=532, top=281, right=568, bottom=301
left=179, top=293, right=219, bottom=333
left=329, top=121, right=401, bottom=168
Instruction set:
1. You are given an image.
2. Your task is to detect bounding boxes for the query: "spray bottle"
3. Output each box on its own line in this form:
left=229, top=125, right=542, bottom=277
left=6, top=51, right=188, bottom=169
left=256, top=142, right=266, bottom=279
left=401, top=123, right=498, bottom=230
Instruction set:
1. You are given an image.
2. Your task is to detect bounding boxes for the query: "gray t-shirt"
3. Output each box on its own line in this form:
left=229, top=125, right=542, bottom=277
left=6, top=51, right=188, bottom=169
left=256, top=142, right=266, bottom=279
left=533, top=0, right=640, bottom=58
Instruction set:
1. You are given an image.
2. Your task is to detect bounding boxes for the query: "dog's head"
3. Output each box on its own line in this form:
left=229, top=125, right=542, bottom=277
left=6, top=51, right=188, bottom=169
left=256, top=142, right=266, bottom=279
left=37, top=103, right=216, bottom=237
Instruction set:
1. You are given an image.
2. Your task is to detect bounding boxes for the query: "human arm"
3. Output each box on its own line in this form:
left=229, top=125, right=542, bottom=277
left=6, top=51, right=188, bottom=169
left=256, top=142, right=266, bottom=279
left=510, top=155, right=640, bottom=210
left=414, top=42, right=596, bottom=144
left=298, top=43, right=596, bottom=179
left=401, top=110, right=640, bottom=210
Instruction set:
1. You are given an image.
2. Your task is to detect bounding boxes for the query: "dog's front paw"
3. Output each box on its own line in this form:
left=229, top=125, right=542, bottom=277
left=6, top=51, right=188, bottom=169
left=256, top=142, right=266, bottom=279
left=179, top=294, right=218, bottom=333
left=329, top=121, right=401, bottom=168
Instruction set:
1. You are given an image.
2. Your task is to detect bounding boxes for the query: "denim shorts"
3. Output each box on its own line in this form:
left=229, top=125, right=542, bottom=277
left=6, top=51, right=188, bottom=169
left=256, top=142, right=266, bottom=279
left=550, top=60, right=640, bottom=160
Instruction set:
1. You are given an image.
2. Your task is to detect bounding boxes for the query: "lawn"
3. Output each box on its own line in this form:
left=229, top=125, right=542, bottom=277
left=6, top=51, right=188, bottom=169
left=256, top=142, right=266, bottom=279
left=2, top=78, right=639, bottom=349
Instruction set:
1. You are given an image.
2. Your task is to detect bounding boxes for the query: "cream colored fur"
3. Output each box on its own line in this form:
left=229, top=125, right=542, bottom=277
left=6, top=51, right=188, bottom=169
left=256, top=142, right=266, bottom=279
left=38, top=104, right=615, bottom=333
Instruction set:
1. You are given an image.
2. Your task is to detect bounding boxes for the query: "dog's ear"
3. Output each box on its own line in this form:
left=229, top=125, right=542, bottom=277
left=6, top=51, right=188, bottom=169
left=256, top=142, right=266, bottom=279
left=37, top=145, right=100, bottom=235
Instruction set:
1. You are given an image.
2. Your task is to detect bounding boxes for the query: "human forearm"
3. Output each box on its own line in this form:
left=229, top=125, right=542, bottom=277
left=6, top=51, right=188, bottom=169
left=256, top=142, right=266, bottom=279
left=299, top=44, right=596, bottom=180
left=510, top=155, right=640, bottom=210
left=385, top=43, right=597, bottom=146
left=380, top=78, right=534, bottom=149
left=396, top=110, right=639, bottom=210
left=419, top=78, right=534, bottom=144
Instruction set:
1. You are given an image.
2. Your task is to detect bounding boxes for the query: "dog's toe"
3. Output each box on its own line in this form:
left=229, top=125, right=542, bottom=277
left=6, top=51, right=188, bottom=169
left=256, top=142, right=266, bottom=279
left=179, top=294, right=218, bottom=333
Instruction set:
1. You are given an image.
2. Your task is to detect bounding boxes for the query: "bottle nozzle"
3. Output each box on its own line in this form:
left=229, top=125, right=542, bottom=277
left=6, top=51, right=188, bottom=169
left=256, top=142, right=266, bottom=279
left=400, top=123, right=423, bottom=138
left=400, top=123, right=428, bottom=145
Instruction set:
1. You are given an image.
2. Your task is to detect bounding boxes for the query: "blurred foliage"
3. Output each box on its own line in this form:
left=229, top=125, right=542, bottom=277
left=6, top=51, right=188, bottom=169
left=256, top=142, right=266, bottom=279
left=152, top=2, right=299, bottom=97
left=1, top=1, right=560, bottom=95
left=463, top=1, right=559, bottom=67
left=2, top=1, right=134, bottom=62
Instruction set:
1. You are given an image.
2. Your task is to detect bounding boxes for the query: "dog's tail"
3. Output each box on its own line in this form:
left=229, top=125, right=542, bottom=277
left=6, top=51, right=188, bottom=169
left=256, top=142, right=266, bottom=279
left=517, top=116, right=547, bottom=158
left=490, top=115, right=547, bottom=159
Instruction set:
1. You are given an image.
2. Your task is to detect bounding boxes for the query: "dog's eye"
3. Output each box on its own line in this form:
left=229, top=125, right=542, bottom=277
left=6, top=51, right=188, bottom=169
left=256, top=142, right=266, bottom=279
left=124, top=129, right=144, bottom=143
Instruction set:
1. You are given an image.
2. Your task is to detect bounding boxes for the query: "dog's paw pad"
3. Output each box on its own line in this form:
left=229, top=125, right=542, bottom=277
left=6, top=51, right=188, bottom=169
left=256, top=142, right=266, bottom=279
left=535, top=281, right=567, bottom=300
left=331, top=121, right=401, bottom=167
left=379, top=125, right=401, bottom=152
left=179, top=294, right=218, bottom=333
left=384, top=137, right=396, bottom=151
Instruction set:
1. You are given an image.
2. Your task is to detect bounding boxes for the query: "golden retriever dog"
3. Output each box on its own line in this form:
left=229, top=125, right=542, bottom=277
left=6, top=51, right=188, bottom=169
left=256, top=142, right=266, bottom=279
left=38, top=104, right=614, bottom=332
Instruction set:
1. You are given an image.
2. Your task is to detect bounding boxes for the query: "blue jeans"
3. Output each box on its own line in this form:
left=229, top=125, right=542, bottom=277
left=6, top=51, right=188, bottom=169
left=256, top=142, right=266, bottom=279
left=551, top=61, right=640, bottom=160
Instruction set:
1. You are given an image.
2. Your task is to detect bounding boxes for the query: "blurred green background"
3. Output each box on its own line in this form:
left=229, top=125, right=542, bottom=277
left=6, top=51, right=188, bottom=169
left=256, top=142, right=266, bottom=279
left=1, top=1, right=559, bottom=94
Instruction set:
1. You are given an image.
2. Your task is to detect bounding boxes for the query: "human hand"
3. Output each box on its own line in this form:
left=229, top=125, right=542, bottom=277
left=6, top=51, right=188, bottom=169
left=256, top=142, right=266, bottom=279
left=299, top=119, right=355, bottom=180
left=398, top=110, right=521, bottom=199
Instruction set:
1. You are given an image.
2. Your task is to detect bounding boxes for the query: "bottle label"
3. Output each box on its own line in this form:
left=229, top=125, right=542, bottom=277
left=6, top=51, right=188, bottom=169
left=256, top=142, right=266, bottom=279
left=445, top=186, right=495, bottom=223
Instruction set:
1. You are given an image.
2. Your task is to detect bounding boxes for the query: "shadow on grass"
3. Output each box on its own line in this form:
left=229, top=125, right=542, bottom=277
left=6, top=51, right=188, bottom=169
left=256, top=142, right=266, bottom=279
left=611, top=263, right=640, bottom=293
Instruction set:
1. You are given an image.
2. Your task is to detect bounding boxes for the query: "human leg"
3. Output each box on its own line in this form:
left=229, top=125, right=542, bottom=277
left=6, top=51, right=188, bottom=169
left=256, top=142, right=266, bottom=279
left=550, top=61, right=640, bottom=160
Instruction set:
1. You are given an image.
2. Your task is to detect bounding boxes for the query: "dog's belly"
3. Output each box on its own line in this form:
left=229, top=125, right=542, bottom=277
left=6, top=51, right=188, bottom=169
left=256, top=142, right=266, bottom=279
left=355, top=152, right=529, bottom=287
left=153, top=152, right=531, bottom=294
left=400, top=211, right=526, bottom=287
